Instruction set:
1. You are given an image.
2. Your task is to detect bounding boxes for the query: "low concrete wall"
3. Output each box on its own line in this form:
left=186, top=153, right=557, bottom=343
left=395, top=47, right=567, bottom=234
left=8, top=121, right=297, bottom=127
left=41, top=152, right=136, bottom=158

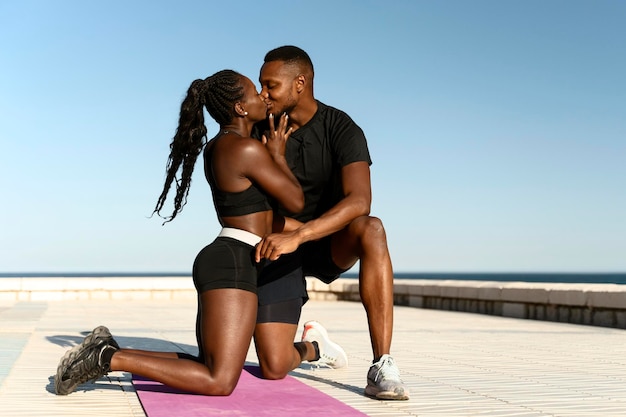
left=309, top=278, right=626, bottom=329
left=0, top=276, right=197, bottom=302
left=2, top=276, right=625, bottom=329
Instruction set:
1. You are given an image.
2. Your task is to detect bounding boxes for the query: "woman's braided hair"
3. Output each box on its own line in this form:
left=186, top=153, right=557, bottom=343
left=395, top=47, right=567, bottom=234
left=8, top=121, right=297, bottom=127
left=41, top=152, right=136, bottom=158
left=153, top=70, right=245, bottom=223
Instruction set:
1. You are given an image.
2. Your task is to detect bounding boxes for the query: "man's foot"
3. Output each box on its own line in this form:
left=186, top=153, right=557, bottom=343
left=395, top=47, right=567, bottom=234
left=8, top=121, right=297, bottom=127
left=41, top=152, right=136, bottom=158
left=365, top=354, right=409, bottom=400
left=54, top=326, right=119, bottom=395
left=301, top=321, right=348, bottom=368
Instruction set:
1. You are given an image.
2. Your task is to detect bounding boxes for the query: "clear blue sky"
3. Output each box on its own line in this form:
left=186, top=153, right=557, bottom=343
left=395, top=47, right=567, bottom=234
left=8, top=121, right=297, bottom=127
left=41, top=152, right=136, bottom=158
left=1, top=0, right=624, bottom=273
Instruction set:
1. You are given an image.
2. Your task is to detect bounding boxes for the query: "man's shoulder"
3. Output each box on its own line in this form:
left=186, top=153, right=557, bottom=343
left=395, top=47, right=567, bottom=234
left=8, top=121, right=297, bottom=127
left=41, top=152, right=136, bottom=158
left=317, top=100, right=351, bottom=118
left=315, top=100, right=359, bottom=128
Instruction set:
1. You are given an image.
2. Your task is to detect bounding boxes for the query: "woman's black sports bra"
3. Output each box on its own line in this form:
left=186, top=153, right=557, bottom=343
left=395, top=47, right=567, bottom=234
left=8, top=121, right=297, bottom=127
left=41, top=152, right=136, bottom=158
left=204, top=136, right=272, bottom=217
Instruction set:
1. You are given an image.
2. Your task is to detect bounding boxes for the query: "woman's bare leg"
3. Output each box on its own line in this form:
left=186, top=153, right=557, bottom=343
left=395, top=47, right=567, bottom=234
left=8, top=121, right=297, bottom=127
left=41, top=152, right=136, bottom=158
left=110, top=289, right=257, bottom=395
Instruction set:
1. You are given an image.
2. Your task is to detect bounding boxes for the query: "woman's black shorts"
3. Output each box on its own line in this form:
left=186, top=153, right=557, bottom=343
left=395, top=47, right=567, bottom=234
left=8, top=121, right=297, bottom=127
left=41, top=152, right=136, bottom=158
left=192, top=237, right=259, bottom=294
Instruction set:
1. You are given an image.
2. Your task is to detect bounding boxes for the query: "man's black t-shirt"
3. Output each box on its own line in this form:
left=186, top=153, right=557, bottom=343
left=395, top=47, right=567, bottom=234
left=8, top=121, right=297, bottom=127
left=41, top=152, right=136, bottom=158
left=254, top=101, right=372, bottom=305
left=254, top=100, right=372, bottom=222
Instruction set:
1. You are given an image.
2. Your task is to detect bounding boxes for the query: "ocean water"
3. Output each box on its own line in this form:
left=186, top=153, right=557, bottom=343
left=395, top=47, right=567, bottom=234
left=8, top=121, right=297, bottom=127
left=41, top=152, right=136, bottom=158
left=1, top=272, right=625, bottom=284
left=345, top=272, right=626, bottom=284
left=360, top=272, right=626, bottom=284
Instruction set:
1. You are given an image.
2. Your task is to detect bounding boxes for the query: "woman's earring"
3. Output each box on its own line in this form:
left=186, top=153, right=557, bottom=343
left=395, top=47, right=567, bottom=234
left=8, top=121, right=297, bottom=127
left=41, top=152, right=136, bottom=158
left=244, top=111, right=248, bottom=116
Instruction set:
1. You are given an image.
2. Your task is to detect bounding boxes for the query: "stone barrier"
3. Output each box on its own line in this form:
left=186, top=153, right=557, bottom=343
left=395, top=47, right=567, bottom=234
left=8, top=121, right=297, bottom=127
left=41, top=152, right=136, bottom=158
left=2, top=276, right=625, bottom=329
left=308, top=278, right=626, bottom=329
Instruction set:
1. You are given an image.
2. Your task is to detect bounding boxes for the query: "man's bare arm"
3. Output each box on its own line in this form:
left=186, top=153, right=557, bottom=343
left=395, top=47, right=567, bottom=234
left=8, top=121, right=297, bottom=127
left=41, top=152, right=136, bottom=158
left=255, top=161, right=371, bottom=261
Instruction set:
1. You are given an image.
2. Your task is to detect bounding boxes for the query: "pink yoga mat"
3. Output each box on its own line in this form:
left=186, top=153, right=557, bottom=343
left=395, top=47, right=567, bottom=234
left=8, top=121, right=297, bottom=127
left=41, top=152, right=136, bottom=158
left=132, top=365, right=367, bottom=416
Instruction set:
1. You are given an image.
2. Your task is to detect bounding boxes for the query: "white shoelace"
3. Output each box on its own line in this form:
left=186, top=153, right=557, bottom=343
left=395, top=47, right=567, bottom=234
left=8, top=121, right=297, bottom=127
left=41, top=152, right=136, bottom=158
left=374, top=356, right=401, bottom=381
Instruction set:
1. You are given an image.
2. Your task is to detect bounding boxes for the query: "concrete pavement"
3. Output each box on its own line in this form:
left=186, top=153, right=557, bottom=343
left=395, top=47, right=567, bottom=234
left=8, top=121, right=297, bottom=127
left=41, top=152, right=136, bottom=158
left=2, top=297, right=626, bottom=416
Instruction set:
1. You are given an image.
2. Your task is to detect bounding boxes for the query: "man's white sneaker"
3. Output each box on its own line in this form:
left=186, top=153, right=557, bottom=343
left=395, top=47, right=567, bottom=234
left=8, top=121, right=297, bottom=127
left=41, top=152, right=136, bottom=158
left=301, top=321, right=348, bottom=368
left=365, top=354, right=409, bottom=400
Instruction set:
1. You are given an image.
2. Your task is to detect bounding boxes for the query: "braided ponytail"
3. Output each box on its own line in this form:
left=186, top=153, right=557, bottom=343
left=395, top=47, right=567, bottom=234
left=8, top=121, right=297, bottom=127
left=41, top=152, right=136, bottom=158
left=153, top=70, right=245, bottom=223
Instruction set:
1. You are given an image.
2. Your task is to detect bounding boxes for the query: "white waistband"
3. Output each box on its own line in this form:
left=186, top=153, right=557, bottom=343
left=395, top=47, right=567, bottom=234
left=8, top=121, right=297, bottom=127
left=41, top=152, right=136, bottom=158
left=218, top=227, right=262, bottom=246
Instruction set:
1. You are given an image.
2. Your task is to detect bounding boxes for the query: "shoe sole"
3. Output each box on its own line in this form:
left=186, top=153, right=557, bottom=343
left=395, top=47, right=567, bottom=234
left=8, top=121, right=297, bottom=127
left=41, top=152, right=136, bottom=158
left=365, top=384, right=410, bottom=400
left=54, top=353, right=80, bottom=395
left=54, top=326, right=113, bottom=395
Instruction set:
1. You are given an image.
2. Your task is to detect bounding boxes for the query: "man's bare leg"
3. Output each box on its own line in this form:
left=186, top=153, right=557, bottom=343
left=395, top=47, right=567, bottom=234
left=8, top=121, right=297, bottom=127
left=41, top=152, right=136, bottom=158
left=331, top=215, right=409, bottom=400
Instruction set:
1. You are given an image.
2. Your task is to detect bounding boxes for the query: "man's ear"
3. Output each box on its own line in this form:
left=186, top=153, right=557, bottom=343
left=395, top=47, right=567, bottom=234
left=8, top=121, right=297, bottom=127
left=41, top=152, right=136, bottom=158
left=295, top=74, right=306, bottom=93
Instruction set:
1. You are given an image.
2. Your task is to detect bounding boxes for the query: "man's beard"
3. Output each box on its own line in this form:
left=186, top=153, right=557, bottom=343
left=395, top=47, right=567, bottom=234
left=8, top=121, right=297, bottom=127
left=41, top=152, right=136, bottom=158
left=269, top=96, right=297, bottom=117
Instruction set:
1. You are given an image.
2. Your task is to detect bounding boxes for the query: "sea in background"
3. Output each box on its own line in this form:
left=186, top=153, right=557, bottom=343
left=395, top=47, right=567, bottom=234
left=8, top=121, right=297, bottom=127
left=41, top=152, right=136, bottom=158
left=1, top=272, right=625, bottom=284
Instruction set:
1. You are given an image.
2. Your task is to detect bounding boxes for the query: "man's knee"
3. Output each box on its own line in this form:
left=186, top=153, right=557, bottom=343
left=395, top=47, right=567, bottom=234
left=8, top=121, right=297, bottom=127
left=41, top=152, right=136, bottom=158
left=256, top=345, right=292, bottom=380
left=258, top=354, right=290, bottom=380
left=352, top=216, right=387, bottom=241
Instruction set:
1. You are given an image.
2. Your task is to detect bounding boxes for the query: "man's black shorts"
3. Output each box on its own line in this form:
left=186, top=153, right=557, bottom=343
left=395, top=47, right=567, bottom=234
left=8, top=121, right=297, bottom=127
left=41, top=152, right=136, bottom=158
left=302, top=236, right=348, bottom=284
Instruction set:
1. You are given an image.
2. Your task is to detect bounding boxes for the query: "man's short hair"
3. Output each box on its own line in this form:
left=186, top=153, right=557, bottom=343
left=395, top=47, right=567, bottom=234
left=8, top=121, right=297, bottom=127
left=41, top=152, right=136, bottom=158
left=264, top=45, right=314, bottom=76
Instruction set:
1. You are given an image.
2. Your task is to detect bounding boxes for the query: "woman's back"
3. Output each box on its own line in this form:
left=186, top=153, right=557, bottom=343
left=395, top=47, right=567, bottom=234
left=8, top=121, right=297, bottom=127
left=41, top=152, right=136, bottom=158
left=203, top=133, right=273, bottom=235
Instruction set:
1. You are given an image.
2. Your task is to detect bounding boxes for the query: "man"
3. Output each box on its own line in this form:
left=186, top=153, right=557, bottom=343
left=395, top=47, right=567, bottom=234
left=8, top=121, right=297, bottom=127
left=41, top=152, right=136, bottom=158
left=253, top=45, right=408, bottom=400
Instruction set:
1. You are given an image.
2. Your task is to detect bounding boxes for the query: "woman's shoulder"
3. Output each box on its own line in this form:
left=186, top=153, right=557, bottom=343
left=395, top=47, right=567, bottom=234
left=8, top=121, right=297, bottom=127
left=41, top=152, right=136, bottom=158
left=219, top=135, right=266, bottom=162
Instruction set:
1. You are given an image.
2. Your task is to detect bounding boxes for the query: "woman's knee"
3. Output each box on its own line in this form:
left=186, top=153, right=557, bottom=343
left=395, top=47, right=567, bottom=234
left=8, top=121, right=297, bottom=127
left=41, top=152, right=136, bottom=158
left=213, top=378, right=238, bottom=396
left=198, top=368, right=240, bottom=395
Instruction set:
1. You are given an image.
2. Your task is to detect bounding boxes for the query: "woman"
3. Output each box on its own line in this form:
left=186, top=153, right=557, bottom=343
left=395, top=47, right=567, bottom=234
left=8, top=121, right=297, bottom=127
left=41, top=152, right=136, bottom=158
left=54, top=70, right=304, bottom=396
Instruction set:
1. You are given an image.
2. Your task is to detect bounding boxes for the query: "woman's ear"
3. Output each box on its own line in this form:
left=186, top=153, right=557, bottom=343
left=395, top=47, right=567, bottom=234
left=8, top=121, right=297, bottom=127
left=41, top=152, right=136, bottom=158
left=234, top=102, right=248, bottom=117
